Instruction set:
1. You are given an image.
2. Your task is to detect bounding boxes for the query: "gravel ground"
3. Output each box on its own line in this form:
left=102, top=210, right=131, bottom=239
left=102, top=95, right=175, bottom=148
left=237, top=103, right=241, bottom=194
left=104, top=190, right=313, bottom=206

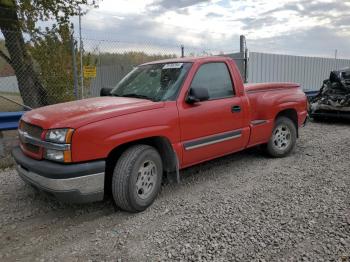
left=0, top=130, right=17, bottom=169
left=0, top=121, right=349, bottom=261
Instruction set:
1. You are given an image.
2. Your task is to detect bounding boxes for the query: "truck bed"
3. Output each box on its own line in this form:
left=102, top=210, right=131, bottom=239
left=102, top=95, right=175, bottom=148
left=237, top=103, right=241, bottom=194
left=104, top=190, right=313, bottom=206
left=244, top=82, right=300, bottom=93
left=243, top=82, right=306, bottom=147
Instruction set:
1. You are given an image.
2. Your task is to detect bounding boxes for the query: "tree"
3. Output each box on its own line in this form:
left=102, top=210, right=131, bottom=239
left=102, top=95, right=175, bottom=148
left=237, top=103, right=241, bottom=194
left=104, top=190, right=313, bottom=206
left=29, top=24, right=98, bottom=103
left=29, top=25, right=76, bottom=104
left=0, top=0, right=97, bottom=108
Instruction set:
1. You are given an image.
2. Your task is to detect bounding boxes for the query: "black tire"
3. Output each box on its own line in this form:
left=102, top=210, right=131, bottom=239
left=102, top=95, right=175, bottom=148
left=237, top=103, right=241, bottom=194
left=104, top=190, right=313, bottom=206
left=112, top=145, right=163, bottom=212
left=266, top=116, right=297, bottom=158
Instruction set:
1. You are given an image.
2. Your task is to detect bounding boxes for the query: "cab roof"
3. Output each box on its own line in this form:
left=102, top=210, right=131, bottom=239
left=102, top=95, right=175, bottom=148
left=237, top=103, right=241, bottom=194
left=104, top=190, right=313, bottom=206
left=140, top=56, right=233, bottom=66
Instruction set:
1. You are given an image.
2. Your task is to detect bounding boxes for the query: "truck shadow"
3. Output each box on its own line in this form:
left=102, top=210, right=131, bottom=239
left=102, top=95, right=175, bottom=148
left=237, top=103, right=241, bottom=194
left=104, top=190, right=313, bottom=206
left=178, top=146, right=264, bottom=182
left=25, top=146, right=265, bottom=215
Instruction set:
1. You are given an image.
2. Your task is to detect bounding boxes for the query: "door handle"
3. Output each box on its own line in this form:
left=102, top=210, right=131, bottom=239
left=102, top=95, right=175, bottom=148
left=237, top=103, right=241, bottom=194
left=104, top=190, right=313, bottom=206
left=231, top=105, right=241, bottom=113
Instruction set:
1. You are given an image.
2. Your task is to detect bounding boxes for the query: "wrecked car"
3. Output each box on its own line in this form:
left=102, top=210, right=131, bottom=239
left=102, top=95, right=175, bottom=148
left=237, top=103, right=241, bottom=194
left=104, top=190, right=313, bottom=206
left=310, top=68, right=350, bottom=119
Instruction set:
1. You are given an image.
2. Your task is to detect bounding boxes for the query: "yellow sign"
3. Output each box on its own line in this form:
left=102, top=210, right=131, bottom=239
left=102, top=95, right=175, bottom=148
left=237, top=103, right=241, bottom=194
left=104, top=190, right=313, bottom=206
left=83, top=66, right=97, bottom=78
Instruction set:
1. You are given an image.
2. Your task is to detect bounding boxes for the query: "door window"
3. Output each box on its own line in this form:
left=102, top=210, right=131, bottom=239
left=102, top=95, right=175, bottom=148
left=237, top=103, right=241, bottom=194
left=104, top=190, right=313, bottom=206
left=190, top=62, right=234, bottom=100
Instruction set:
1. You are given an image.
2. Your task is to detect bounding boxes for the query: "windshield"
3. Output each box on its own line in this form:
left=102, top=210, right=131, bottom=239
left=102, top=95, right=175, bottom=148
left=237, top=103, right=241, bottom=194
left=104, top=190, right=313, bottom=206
left=111, top=62, right=192, bottom=101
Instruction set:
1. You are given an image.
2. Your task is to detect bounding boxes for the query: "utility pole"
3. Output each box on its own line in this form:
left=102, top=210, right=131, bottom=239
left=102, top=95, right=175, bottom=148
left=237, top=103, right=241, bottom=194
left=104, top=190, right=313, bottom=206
left=181, top=45, right=184, bottom=58
left=79, top=6, right=84, bottom=99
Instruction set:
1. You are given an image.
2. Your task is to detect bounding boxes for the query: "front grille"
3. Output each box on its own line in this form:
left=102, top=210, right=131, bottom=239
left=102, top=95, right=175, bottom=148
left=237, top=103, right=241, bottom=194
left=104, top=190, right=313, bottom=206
left=23, top=143, right=40, bottom=154
left=21, top=121, right=43, bottom=139
left=19, top=121, right=43, bottom=158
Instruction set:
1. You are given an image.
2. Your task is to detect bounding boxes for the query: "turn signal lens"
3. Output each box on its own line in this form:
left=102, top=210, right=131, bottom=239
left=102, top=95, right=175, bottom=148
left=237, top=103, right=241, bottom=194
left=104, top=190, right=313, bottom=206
left=65, top=129, right=74, bottom=143
left=63, top=150, right=72, bottom=162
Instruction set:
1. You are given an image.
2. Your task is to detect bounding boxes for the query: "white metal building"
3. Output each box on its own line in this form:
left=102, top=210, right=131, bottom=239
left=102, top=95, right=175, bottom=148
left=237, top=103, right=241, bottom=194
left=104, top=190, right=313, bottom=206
left=246, top=52, right=350, bottom=92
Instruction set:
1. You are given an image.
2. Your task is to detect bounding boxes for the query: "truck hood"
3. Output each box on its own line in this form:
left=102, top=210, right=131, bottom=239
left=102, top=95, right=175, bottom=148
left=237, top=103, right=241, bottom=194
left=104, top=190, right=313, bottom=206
left=22, top=97, right=164, bottom=129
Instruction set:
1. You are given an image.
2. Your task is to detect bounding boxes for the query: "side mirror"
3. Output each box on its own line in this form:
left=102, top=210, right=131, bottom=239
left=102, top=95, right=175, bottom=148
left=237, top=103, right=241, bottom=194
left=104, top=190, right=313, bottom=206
left=100, top=87, right=112, bottom=96
left=186, top=87, right=209, bottom=104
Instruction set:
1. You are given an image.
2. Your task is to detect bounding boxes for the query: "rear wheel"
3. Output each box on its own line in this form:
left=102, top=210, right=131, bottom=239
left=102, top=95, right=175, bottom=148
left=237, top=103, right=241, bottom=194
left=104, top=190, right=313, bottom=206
left=266, top=116, right=297, bottom=157
left=112, top=145, right=162, bottom=212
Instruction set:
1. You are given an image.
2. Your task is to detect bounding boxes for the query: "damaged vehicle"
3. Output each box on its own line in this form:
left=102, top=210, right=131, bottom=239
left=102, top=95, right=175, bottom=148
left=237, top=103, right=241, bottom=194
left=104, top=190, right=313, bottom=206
left=310, top=68, right=350, bottom=119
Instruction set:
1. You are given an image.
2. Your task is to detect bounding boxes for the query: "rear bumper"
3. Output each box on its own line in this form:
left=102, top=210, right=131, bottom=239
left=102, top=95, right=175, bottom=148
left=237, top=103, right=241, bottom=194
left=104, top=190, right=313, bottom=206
left=311, top=110, right=350, bottom=120
left=12, top=147, right=105, bottom=203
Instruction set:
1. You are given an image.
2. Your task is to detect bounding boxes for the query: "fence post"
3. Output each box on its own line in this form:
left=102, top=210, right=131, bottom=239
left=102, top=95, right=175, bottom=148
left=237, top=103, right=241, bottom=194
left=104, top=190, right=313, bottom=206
left=79, top=6, right=84, bottom=99
left=240, top=35, right=248, bottom=83
left=334, top=49, right=338, bottom=70
left=0, top=131, right=4, bottom=158
left=99, top=46, right=103, bottom=95
left=71, top=33, right=79, bottom=100
left=244, top=48, right=249, bottom=83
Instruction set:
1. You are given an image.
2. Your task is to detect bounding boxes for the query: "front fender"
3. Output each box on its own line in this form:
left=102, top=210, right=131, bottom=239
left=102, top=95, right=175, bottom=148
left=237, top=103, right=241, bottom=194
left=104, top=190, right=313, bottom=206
left=104, top=125, right=172, bottom=145
left=71, top=103, right=180, bottom=162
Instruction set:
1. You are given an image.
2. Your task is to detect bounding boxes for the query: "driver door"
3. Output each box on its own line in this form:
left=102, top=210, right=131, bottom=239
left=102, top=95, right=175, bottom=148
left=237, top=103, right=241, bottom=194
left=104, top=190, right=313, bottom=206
left=178, top=62, right=246, bottom=167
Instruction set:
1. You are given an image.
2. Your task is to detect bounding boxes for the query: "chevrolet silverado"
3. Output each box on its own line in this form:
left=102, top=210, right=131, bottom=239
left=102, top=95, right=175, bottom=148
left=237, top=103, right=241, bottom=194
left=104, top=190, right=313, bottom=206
left=12, top=56, right=308, bottom=212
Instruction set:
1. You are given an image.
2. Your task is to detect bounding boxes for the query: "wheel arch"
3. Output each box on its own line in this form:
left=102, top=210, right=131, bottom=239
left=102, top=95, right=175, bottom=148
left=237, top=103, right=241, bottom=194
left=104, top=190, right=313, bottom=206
left=275, top=108, right=299, bottom=137
left=104, top=136, right=179, bottom=195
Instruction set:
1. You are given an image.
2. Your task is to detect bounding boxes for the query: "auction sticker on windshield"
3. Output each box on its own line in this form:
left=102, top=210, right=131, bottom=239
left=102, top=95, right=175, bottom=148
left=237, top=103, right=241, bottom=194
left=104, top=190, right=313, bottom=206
left=163, top=63, right=183, bottom=69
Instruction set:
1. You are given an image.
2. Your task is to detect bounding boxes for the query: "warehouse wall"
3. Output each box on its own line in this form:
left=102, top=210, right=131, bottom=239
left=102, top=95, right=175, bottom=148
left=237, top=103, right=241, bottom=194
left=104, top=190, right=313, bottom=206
left=247, top=52, right=350, bottom=91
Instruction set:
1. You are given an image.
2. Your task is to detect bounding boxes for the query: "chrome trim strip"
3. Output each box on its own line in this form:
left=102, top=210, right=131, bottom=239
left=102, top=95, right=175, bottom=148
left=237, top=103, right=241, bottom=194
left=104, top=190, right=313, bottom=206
left=251, top=120, right=268, bottom=126
left=17, top=165, right=105, bottom=194
left=185, top=134, right=242, bottom=150
left=184, top=130, right=242, bottom=151
left=19, top=130, right=70, bottom=151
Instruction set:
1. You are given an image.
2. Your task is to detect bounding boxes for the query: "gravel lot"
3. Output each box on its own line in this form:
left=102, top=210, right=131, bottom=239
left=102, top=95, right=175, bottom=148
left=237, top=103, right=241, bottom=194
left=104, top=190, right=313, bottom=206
left=0, top=121, right=349, bottom=261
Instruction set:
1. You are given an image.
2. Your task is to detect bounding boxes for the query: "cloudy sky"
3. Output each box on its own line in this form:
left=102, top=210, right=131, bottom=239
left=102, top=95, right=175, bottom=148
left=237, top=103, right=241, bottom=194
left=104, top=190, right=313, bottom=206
left=76, top=0, right=350, bottom=58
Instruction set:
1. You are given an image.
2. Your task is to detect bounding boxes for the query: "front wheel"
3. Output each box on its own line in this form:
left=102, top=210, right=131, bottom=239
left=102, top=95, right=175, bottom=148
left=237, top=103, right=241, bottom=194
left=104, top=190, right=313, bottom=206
left=266, top=116, right=297, bottom=157
left=112, top=145, right=163, bottom=212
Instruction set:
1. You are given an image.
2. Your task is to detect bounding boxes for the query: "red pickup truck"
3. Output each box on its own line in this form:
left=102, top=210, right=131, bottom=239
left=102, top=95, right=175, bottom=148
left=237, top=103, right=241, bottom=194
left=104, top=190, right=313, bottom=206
left=12, top=56, right=307, bottom=212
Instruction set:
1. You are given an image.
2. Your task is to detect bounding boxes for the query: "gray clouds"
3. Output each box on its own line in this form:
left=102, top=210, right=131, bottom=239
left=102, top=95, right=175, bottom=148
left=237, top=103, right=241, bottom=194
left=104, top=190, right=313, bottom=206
left=79, top=0, right=350, bottom=58
left=149, top=0, right=210, bottom=11
left=206, top=12, right=222, bottom=18
left=249, top=26, right=350, bottom=58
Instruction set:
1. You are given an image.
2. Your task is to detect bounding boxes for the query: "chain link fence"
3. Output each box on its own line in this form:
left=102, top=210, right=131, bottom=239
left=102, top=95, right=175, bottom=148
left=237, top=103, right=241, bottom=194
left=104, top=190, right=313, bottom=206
left=0, top=29, right=238, bottom=166
left=0, top=29, right=77, bottom=111
left=0, top=29, right=238, bottom=111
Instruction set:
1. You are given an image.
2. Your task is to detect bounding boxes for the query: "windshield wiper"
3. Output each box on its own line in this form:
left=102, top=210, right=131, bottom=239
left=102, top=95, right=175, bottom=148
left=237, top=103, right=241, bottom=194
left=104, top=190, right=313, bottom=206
left=119, top=93, right=155, bottom=101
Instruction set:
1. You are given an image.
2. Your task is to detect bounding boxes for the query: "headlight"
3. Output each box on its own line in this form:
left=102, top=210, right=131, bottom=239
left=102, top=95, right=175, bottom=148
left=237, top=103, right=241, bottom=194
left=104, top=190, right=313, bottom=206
left=44, top=128, right=74, bottom=163
left=45, top=128, right=74, bottom=144
left=44, top=149, right=65, bottom=162
left=44, top=148, right=72, bottom=163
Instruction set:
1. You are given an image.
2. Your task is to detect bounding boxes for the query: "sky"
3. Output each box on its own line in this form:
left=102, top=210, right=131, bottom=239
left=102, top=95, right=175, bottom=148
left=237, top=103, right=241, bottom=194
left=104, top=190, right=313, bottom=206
left=74, top=0, right=350, bottom=58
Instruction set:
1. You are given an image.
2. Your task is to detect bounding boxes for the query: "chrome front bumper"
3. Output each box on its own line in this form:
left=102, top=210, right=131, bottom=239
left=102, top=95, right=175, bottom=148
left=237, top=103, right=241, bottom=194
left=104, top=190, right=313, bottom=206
left=16, top=165, right=105, bottom=203
left=12, top=147, right=105, bottom=203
